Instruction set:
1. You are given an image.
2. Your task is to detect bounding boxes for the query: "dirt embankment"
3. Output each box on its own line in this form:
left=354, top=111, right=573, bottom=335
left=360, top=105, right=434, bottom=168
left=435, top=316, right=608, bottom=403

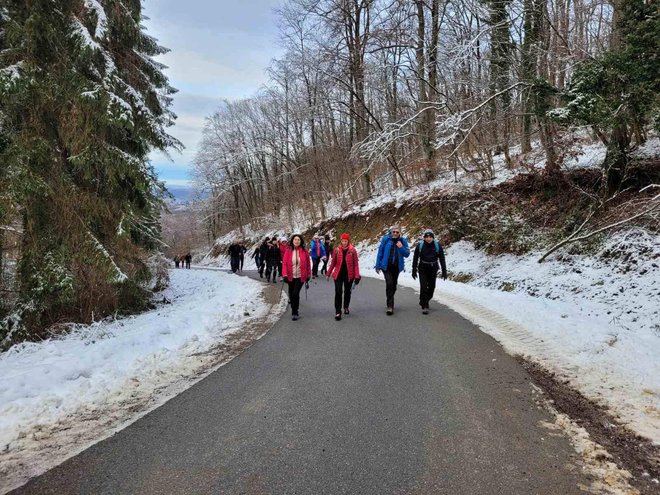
left=308, top=163, right=660, bottom=256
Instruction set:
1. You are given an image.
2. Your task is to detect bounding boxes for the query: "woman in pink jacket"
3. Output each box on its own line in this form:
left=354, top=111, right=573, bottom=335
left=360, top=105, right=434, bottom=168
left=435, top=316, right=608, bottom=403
left=326, top=233, right=361, bottom=320
left=282, top=234, right=312, bottom=321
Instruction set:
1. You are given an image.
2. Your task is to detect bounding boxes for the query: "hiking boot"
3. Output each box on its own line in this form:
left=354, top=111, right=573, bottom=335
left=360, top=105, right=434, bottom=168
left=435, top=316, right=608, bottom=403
left=292, top=314, right=299, bottom=321
left=335, top=313, right=342, bottom=321
left=422, top=308, right=429, bottom=315
left=344, top=308, right=350, bottom=315
left=386, top=307, right=393, bottom=315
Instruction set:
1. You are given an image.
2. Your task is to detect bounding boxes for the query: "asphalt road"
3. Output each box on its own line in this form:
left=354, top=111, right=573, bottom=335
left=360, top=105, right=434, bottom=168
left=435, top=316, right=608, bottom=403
left=12, top=271, right=590, bottom=494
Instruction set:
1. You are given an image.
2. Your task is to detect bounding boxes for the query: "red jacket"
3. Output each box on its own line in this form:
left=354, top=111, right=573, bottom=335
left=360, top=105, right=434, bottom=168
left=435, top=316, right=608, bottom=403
left=327, top=244, right=360, bottom=282
left=279, top=242, right=287, bottom=258
left=282, top=247, right=312, bottom=282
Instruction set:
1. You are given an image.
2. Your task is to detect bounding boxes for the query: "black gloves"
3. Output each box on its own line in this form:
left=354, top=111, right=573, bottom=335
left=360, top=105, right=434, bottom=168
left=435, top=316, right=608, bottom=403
left=442, top=272, right=448, bottom=280
left=354, top=277, right=361, bottom=285
left=412, top=271, right=417, bottom=280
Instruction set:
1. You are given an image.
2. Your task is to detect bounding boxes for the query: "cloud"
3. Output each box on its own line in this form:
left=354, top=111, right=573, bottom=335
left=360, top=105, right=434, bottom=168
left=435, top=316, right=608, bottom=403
left=142, top=0, right=284, bottom=183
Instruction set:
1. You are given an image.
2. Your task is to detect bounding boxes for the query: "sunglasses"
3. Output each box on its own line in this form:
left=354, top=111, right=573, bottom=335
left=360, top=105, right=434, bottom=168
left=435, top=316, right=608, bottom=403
left=392, top=230, right=400, bottom=234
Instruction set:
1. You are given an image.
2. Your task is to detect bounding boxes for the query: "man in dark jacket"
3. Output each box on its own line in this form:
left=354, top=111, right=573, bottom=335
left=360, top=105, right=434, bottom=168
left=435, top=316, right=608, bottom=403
left=321, top=235, right=333, bottom=275
left=258, top=237, right=270, bottom=278
left=412, top=229, right=447, bottom=314
left=238, top=242, right=247, bottom=272
left=185, top=253, right=192, bottom=269
left=265, top=240, right=281, bottom=283
left=228, top=242, right=242, bottom=273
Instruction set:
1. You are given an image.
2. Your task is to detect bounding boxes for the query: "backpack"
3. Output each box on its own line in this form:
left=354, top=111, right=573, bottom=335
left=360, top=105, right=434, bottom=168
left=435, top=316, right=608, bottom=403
left=417, top=239, right=441, bottom=256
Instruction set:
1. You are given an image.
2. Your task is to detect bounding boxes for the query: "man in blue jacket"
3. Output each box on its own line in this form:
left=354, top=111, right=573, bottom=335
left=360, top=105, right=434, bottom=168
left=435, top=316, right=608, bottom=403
left=374, top=225, right=410, bottom=315
left=309, top=235, right=327, bottom=279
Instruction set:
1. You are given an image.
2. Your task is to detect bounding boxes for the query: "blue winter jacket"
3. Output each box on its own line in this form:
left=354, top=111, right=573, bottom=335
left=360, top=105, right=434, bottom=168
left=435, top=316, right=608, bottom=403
left=309, top=240, right=327, bottom=260
left=374, top=235, right=410, bottom=272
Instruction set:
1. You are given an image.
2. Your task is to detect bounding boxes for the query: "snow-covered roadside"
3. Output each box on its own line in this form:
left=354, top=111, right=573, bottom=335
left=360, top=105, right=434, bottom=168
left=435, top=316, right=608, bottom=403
left=0, top=269, right=276, bottom=493
left=357, top=233, right=660, bottom=444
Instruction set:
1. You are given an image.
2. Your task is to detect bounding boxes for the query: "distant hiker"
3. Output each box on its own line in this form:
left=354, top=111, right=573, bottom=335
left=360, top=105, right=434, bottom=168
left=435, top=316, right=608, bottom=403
left=228, top=242, right=242, bottom=273
left=185, top=253, right=192, bottom=269
left=238, top=242, right=247, bottom=272
left=174, top=255, right=180, bottom=269
left=251, top=246, right=261, bottom=269
left=309, top=235, right=327, bottom=278
left=412, top=229, right=447, bottom=314
left=321, top=235, right=333, bottom=275
left=327, top=233, right=360, bottom=321
left=282, top=234, right=312, bottom=321
left=278, top=237, right=288, bottom=279
left=258, top=237, right=270, bottom=278
left=374, top=225, right=410, bottom=315
left=265, top=239, right=281, bottom=283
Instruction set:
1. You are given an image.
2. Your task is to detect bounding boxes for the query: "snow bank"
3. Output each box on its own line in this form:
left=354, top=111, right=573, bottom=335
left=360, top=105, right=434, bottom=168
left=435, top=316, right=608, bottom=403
left=0, top=269, right=269, bottom=488
left=358, top=232, right=660, bottom=443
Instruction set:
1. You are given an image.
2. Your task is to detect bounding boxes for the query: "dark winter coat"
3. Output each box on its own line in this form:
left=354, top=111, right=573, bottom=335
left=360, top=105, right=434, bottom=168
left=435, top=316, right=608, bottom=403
left=259, top=242, right=269, bottom=259
left=228, top=244, right=242, bottom=258
left=412, top=239, right=447, bottom=278
left=266, top=245, right=281, bottom=264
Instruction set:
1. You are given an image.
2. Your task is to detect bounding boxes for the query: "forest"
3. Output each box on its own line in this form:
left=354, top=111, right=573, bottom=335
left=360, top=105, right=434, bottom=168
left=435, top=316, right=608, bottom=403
left=0, top=0, right=179, bottom=346
left=193, top=0, right=658, bottom=236
left=0, top=0, right=658, bottom=345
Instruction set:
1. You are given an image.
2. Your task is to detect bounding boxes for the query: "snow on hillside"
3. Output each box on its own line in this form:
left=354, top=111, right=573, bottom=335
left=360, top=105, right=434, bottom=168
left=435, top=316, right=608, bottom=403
left=0, top=269, right=271, bottom=493
left=358, top=229, right=660, bottom=443
left=324, top=135, right=659, bottom=222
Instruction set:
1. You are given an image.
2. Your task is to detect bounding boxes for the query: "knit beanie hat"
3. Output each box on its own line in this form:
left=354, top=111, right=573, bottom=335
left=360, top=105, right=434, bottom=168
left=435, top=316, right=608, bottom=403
left=423, top=229, right=435, bottom=238
left=341, top=233, right=350, bottom=241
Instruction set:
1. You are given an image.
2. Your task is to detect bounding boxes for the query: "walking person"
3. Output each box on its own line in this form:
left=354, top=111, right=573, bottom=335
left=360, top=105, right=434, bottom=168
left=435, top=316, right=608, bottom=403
left=173, top=255, right=180, bottom=269
left=321, top=235, right=333, bottom=275
left=374, top=225, right=410, bottom=315
left=282, top=234, right=311, bottom=321
left=326, top=233, right=360, bottom=320
left=258, top=237, right=270, bottom=278
left=278, top=237, right=288, bottom=279
left=238, top=242, right=247, bottom=272
left=265, top=239, right=281, bottom=283
left=228, top=242, right=241, bottom=274
left=185, top=252, right=192, bottom=269
left=251, top=246, right=261, bottom=269
left=309, top=235, right=326, bottom=279
left=412, top=229, right=447, bottom=314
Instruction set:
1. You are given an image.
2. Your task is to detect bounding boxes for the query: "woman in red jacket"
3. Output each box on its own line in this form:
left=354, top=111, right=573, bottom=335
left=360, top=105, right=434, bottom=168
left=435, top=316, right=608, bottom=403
left=282, top=234, right=312, bottom=321
left=326, top=233, right=361, bottom=320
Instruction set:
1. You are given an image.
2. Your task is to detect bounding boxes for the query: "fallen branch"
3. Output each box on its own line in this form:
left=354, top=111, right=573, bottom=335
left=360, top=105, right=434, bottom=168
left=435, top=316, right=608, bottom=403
left=538, top=187, right=660, bottom=263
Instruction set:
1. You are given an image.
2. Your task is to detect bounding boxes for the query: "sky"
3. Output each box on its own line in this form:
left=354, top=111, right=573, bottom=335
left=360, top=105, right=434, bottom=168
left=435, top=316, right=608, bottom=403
left=142, top=0, right=283, bottom=187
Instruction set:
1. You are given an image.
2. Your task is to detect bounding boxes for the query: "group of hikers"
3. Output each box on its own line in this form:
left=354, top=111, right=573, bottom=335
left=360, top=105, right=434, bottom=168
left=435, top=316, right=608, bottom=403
left=241, top=225, right=447, bottom=321
left=227, top=241, right=248, bottom=273
left=173, top=253, right=192, bottom=269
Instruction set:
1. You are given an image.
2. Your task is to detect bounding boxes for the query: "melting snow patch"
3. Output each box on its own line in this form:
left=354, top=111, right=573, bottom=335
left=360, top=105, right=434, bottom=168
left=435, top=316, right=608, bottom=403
left=0, top=269, right=268, bottom=493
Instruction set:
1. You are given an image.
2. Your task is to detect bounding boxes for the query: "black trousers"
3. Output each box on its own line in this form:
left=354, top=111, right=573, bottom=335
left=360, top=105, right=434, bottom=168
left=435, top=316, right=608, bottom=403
left=418, top=262, right=438, bottom=308
left=265, top=261, right=277, bottom=281
left=334, top=274, right=352, bottom=313
left=312, top=258, right=321, bottom=277
left=230, top=256, right=240, bottom=273
left=239, top=256, right=244, bottom=271
left=384, top=266, right=400, bottom=308
left=288, top=278, right=303, bottom=315
left=258, top=259, right=265, bottom=276
left=321, top=258, right=329, bottom=275
left=278, top=261, right=283, bottom=277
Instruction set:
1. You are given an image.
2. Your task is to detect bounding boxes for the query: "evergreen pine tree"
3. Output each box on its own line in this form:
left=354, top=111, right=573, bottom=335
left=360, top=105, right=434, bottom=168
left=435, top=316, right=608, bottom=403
left=0, top=0, right=181, bottom=346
